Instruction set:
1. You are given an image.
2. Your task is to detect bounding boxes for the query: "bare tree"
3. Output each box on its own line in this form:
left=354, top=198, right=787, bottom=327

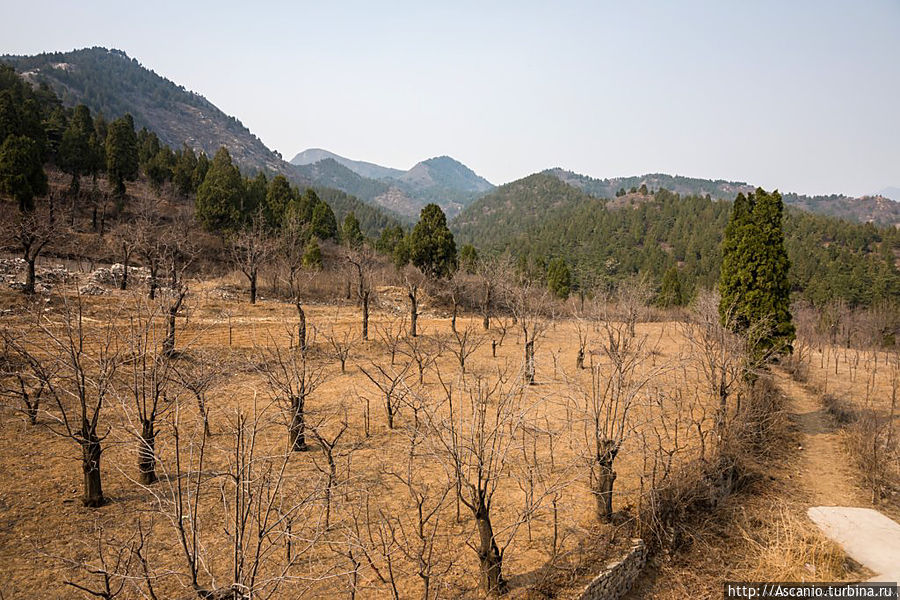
left=1, top=322, right=57, bottom=425
left=111, top=221, right=138, bottom=291
left=120, top=301, right=178, bottom=484
left=424, top=368, right=533, bottom=596
left=376, top=315, right=407, bottom=366
left=174, top=350, right=220, bottom=436
left=323, top=325, right=357, bottom=374
left=37, top=295, right=121, bottom=507
left=308, top=416, right=350, bottom=528
left=360, top=361, right=412, bottom=430
left=582, top=313, right=668, bottom=523
left=230, top=218, right=273, bottom=305
left=345, top=247, right=375, bottom=340
left=161, top=284, right=188, bottom=358
left=505, top=278, right=551, bottom=385
left=256, top=333, right=327, bottom=451
left=400, top=334, right=442, bottom=385
left=403, top=266, right=426, bottom=338
left=447, top=322, right=485, bottom=375
left=1, top=202, right=56, bottom=295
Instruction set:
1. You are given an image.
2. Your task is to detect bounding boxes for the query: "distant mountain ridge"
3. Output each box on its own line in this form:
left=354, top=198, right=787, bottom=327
left=546, top=168, right=900, bottom=226
left=291, top=148, right=405, bottom=180
left=291, top=149, right=495, bottom=219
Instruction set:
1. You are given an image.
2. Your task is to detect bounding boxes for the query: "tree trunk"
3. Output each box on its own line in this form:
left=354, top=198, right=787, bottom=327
left=482, top=285, right=491, bottom=330
left=474, top=503, right=506, bottom=596
left=385, top=395, right=394, bottom=429
left=452, top=302, right=458, bottom=333
left=525, top=340, right=535, bottom=385
left=249, top=269, right=257, bottom=304
left=163, top=311, right=177, bottom=357
left=138, top=419, right=157, bottom=485
left=592, top=440, right=618, bottom=522
left=576, top=348, right=584, bottom=370
left=289, top=397, right=307, bottom=451
left=296, top=301, right=307, bottom=353
left=409, top=290, right=418, bottom=337
left=148, top=263, right=158, bottom=300
left=492, top=340, right=497, bottom=358
left=24, top=257, right=36, bottom=295
left=120, top=245, right=129, bottom=290
left=362, top=291, right=369, bottom=341
left=81, top=435, right=105, bottom=507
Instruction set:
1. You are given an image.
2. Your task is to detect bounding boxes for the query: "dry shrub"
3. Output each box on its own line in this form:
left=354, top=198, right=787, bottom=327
left=821, top=394, right=857, bottom=426
left=736, top=503, right=849, bottom=581
left=843, top=408, right=900, bottom=505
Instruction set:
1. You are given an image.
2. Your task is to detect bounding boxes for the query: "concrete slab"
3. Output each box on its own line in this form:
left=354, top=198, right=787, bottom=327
left=807, top=506, right=900, bottom=583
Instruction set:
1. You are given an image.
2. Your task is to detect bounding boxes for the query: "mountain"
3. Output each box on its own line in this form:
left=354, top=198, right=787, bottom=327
left=290, top=149, right=494, bottom=219
left=1, top=47, right=284, bottom=173
left=452, top=172, right=899, bottom=307
left=291, top=148, right=405, bottom=180
left=547, top=168, right=900, bottom=226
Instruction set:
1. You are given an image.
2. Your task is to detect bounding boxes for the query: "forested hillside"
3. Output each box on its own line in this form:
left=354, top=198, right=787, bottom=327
left=1, top=48, right=284, bottom=173
left=547, top=168, right=900, bottom=226
left=453, top=173, right=900, bottom=306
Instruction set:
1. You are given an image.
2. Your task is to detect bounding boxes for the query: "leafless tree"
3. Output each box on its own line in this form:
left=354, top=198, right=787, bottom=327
left=161, top=283, right=188, bottom=358
left=360, top=361, right=412, bottom=430
left=400, top=334, right=442, bottom=385
left=174, top=350, right=220, bottom=436
left=345, top=247, right=376, bottom=340
left=505, top=278, right=551, bottom=385
left=36, top=294, right=121, bottom=507
left=111, top=221, right=138, bottom=291
left=61, top=522, right=135, bottom=599
left=309, top=416, right=350, bottom=528
left=581, top=310, right=669, bottom=523
left=256, top=332, right=327, bottom=451
left=230, top=218, right=273, bottom=304
left=1, top=201, right=56, bottom=294
left=423, top=367, right=533, bottom=596
left=120, top=301, right=178, bottom=484
left=447, top=322, right=485, bottom=375
left=376, top=315, right=407, bottom=366
left=322, top=325, right=357, bottom=374
left=403, top=266, right=426, bottom=338
left=1, top=321, right=58, bottom=425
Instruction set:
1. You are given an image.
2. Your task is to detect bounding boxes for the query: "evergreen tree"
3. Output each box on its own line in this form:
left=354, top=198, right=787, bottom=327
left=547, top=257, right=572, bottom=299
left=192, top=151, right=209, bottom=191
left=376, top=224, right=405, bottom=255
left=342, top=211, right=364, bottom=247
left=302, top=237, right=323, bottom=270
left=58, top=104, right=98, bottom=195
left=459, top=243, right=479, bottom=274
left=105, top=114, right=138, bottom=197
left=172, top=144, right=198, bottom=196
left=719, top=188, right=795, bottom=354
left=410, top=203, right=457, bottom=278
left=243, top=172, right=268, bottom=224
left=658, top=266, right=684, bottom=307
left=264, top=174, right=293, bottom=228
left=195, top=147, right=243, bottom=231
left=0, top=135, right=47, bottom=212
left=310, top=200, right=338, bottom=241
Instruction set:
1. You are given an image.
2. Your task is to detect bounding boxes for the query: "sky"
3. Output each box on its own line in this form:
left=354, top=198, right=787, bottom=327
left=2, top=0, right=899, bottom=197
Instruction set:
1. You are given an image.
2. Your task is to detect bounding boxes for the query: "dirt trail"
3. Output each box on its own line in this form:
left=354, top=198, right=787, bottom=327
left=770, top=368, right=865, bottom=507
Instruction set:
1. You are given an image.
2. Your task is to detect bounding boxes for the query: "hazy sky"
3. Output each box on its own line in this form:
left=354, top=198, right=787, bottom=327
left=3, top=0, right=899, bottom=196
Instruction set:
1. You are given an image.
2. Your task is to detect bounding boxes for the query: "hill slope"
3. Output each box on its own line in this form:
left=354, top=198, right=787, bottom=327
left=1, top=47, right=283, bottom=173
left=547, top=168, right=900, bottom=226
left=452, top=173, right=899, bottom=306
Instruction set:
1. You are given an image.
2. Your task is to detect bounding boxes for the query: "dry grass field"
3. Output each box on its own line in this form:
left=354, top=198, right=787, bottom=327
left=0, top=275, right=893, bottom=599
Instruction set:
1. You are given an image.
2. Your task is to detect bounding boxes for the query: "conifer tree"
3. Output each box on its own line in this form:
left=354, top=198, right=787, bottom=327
left=105, top=114, right=139, bottom=197
left=658, top=266, right=684, bottom=307
left=547, top=257, right=571, bottom=299
left=58, top=105, right=98, bottom=196
left=195, top=147, right=243, bottom=231
left=342, top=211, right=364, bottom=248
left=264, top=174, right=293, bottom=228
left=410, top=203, right=457, bottom=278
left=719, top=188, right=794, bottom=354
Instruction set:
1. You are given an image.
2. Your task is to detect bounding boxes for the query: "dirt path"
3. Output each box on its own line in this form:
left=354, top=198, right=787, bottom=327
left=771, top=368, right=865, bottom=507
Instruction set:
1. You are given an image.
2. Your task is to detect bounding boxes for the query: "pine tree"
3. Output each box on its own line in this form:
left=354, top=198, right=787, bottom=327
left=342, top=212, right=364, bottom=248
left=410, top=203, right=457, bottom=278
left=105, top=114, right=138, bottom=198
left=459, top=244, right=479, bottom=274
left=0, top=134, right=47, bottom=212
left=58, top=105, right=98, bottom=195
left=310, top=200, right=338, bottom=241
left=264, top=174, right=293, bottom=228
left=302, top=237, right=323, bottom=270
left=658, top=266, right=684, bottom=307
left=719, top=188, right=794, bottom=354
left=195, top=147, right=243, bottom=231
left=547, top=257, right=571, bottom=299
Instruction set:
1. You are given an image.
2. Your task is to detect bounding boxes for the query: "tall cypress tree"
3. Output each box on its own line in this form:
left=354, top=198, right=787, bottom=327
left=195, top=147, right=243, bottom=232
left=105, top=114, right=139, bottom=198
left=719, top=188, right=794, bottom=355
